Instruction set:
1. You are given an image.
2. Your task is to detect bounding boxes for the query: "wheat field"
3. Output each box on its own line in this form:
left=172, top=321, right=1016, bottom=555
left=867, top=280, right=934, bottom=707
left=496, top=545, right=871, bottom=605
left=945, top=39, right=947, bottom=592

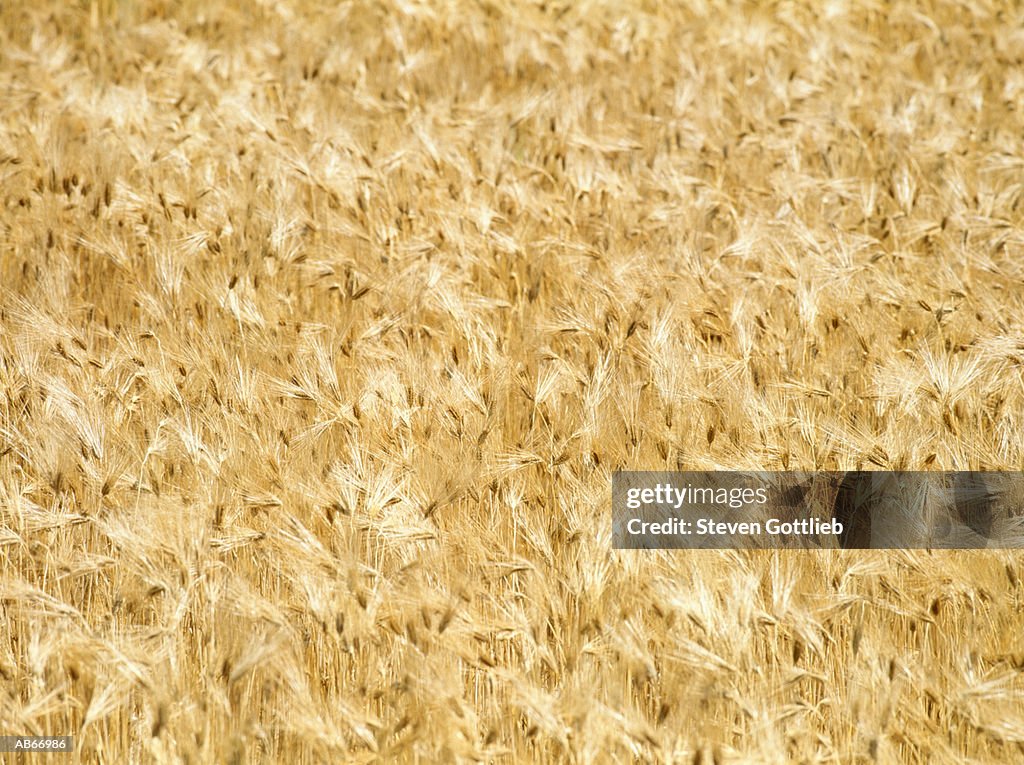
left=2, top=1, right=1024, bottom=762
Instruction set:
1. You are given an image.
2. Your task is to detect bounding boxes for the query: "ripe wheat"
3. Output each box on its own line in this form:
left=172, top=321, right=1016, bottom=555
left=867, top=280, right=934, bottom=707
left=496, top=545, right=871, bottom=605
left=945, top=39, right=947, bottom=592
left=2, top=1, right=1024, bottom=762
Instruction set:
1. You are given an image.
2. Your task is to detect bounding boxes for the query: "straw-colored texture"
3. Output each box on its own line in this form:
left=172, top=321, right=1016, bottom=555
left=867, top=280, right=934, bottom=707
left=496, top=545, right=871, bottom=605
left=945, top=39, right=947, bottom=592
left=2, top=1, right=1024, bottom=761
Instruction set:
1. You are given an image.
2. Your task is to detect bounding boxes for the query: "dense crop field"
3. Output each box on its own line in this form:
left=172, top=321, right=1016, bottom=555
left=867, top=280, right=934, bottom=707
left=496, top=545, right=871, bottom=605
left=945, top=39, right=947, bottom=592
left=3, top=1, right=1024, bottom=761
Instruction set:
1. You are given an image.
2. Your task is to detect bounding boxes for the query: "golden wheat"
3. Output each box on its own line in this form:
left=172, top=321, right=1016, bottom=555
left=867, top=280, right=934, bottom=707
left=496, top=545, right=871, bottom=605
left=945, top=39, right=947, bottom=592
left=2, top=0, right=1024, bottom=762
